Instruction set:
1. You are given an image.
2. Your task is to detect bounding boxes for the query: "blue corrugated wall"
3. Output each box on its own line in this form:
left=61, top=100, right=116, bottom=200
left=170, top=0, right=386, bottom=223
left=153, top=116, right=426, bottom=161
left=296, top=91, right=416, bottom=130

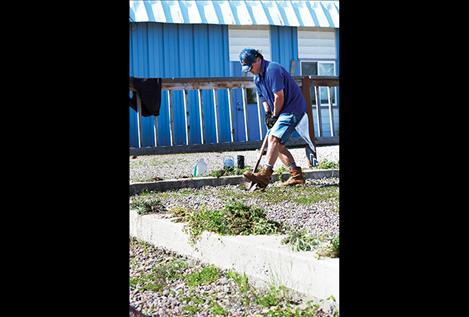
left=129, top=22, right=230, bottom=147
left=270, top=26, right=299, bottom=76
left=270, top=26, right=300, bottom=138
left=130, top=23, right=338, bottom=147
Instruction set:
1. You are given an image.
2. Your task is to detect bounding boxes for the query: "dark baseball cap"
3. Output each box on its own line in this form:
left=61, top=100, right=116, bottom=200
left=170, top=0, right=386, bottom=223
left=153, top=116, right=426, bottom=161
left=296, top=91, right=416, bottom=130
left=239, top=48, right=259, bottom=72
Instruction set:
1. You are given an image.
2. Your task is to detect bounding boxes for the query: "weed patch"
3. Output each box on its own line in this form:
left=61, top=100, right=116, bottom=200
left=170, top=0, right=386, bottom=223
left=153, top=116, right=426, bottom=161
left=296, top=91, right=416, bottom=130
left=130, top=194, right=166, bottom=215
left=317, top=235, right=339, bottom=258
left=281, top=229, right=321, bottom=252
left=208, top=166, right=252, bottom=178
left=184, top=201, right=282, bottom=242
left=185, top=265, right=221, bottom=287
left=251, top=186, right=339, bottom=206
left=315, top=159, right=339, bottom=170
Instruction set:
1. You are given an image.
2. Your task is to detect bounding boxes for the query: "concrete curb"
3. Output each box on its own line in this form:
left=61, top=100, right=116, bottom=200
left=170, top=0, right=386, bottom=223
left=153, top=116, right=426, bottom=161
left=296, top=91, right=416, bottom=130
left=129, top=210, right=339, bottom=304
left=130, top=169, right=339, bottom=195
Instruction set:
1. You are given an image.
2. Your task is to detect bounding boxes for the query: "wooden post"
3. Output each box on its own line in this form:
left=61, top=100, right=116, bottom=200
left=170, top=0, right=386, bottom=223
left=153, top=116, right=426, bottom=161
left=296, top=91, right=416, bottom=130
left=314, top=86, right=322, bottom=138
left=167, top=90, right=175, bottom=146
left=241, top=87, right=250, bottom=142
left=327, top=86, right=334, bottom=137
left=212, top=89, right=220, bottom=143
left=183, top=89, right=190, bottom=145
left=227, top=88, right=235, bottom=143
left=301, top=76, right=317, bottom=144
left=136, top=92, right=143, bottom=148
left=197, top=89, right=205, bottom=144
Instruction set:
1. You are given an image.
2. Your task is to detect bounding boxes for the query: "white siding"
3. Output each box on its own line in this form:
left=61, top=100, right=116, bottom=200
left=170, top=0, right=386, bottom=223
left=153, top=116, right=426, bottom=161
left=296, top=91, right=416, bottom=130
left=228, top=25, right=271, bottom=61
left=298, top=28, right=336, bottom=60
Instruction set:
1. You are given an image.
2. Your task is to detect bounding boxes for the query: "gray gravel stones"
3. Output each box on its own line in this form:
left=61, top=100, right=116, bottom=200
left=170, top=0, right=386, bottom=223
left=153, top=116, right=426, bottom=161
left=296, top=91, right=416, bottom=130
left=130, top=146, right=339, bottom=183
left=129, top=238, right=339, bottom=317
left=147, top=177, right=339, bottom=238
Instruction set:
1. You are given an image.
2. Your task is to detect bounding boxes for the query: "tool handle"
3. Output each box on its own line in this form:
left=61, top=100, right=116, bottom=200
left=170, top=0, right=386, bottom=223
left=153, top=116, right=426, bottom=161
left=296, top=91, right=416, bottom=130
left=252, top=134, right=269, bottom=173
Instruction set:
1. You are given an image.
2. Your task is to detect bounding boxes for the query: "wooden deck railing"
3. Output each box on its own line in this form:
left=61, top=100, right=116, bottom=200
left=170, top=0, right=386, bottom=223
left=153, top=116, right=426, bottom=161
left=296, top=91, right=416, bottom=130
left=129, top=76, right=339, bottom=152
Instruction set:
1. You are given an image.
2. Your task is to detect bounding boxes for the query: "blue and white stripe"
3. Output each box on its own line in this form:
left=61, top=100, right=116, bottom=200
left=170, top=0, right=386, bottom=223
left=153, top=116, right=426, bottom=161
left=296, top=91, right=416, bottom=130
left=129, top=1, right=339, bottom=28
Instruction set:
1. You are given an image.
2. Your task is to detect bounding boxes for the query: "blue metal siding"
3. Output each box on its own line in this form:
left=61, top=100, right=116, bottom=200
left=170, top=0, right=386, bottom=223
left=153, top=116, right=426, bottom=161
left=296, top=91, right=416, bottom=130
left=129, top=23, right=230, bottom=147
left=270, top=26, right=300, bottom=138
left=229, top=62, right=262, bottom=142
left=270, top=26, right=299, bottom=75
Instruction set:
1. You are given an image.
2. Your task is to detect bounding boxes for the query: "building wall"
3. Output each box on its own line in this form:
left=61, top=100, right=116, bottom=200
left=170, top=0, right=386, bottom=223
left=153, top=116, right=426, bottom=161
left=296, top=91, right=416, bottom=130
left=129, top=22, right=230, bottom=147
left=129, top=23, right=339, bottom=147
left=228, top=26, right=271, bottom=61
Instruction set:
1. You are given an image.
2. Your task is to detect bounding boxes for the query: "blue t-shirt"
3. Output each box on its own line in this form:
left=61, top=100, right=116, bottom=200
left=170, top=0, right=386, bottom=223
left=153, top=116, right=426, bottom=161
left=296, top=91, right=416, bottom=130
left=254, top=60, right=306, bottom=115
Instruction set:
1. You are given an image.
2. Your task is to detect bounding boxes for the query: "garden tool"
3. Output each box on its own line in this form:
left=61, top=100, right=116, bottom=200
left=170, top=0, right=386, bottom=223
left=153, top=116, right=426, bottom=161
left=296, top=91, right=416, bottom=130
left=247, top=132, right=269, bottom=191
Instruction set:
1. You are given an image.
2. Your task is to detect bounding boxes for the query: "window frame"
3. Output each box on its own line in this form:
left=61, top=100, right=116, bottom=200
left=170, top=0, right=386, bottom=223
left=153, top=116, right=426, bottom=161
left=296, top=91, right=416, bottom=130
left=299, top=59, right=337, bottom=107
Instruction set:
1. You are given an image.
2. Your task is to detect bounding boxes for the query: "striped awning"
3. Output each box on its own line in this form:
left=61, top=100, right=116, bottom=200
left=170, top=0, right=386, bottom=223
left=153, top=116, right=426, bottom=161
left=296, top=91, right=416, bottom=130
left=129, top=1, right=339, bottom=28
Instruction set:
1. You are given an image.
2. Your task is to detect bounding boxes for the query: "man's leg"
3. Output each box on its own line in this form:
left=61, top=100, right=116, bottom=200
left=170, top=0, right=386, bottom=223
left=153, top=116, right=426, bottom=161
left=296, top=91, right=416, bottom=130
left=265, top=134, right=280, bottom=166
left=278, top=143, right=295, bottom=166
left=243, top=113, right=299, bottom=187
left=242, top=134, right=279, bottom=188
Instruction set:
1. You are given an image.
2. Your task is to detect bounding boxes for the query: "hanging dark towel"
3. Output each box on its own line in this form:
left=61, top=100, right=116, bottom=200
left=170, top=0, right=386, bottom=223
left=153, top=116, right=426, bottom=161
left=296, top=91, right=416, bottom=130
left=129, top=77, right=162, bottom=117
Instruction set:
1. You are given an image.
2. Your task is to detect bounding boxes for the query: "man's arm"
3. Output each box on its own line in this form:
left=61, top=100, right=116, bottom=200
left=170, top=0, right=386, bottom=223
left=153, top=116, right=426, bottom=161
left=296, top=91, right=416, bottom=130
left=273, top=90, right=284, bottom=117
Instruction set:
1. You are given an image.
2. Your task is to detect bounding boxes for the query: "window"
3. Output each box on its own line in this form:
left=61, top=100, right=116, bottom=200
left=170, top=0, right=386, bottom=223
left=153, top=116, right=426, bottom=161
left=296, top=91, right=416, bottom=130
left=300, top=60, right=336, bottom=106
left=246, top=88, right=257, bottom=104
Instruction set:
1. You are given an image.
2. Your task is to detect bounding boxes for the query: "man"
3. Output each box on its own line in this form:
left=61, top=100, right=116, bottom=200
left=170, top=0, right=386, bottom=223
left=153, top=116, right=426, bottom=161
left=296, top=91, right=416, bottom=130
left=240, top=48, right=306, bottom=188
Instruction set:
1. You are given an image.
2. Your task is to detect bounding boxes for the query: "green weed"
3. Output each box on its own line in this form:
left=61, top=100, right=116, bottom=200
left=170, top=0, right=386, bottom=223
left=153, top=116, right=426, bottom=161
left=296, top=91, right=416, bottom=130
left=316, top=159, right=339, bottom=169
left=184, top=201, right=281, bottom=242
left=185, top=265, right=221, bottom=287
left=281, top=229, right=320, bottom=252
left=130, top=194, right=166, bottom=215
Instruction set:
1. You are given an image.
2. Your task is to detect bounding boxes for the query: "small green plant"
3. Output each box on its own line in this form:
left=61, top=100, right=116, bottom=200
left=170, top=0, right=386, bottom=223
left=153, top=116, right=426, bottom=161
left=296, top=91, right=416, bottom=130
left=316, top=235, right=339, bottom=258
left=251, top=185, right=339, bottom=206
left=281, top=229, right=320, bottom=252
left=130, top=195, right=166, bottom=215
left=227, top=270, right=251, bottom=293
left=209, top=169, right=226, bottom=178
left=185, top=265, right=221, bottom=287
left=208, top=166, right=252, bottom=178
left=331, top=235, right=339, bottom=256
left=316, top=159, right=339, bottom=169
left=262, top=305, right=315, bottom=317
left=183, top=305, right=200, bottom=314
left=169, top=206, right=189, bottom=222
left=274, top=165, right=288, bottom=175
left=129, top=271, right=164, bottom=292
left=154, top=258, right=189, bottom=282
left=129, top=258, right=188, bottom=292
left=184, top=201, right=281, bottom=242
left=209, top=301, right=227, bottom=316
left=255, top=286, right=288, bottom=308
left=223, top=201, right=279, bottom=235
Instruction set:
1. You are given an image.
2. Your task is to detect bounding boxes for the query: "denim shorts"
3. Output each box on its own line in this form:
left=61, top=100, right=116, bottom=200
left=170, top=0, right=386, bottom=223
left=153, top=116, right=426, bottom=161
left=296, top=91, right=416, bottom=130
left=268, top=113, right=305, bottom=144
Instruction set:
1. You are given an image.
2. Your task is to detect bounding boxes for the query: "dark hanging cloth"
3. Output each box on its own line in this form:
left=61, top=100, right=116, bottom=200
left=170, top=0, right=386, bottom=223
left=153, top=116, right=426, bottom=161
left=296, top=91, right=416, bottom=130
left=129, top=77, right=162, bottom=117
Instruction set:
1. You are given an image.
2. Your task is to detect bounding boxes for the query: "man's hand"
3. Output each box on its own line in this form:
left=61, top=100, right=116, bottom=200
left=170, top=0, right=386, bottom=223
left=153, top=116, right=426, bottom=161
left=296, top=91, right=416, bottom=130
left=265, top=110, right=272, bottom=127
left=266, top=114, right=278, bottom=129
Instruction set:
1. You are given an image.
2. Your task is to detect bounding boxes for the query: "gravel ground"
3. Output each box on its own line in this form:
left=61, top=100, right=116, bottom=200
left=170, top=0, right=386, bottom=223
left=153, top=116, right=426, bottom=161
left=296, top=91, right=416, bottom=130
left=130, top=145, right=339, bottom=183
left=143, top=178, right=340, bottom=239
left=156, top=178, right=339, bottom=237
left=130, top=237, right=339, bottom=317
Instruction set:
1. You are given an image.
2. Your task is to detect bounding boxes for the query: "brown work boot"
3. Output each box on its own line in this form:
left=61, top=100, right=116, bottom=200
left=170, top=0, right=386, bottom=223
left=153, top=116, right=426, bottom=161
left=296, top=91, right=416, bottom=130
left=243, top=167, right=273, bottom=188
left=281, top=167, right=305, bottom=186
